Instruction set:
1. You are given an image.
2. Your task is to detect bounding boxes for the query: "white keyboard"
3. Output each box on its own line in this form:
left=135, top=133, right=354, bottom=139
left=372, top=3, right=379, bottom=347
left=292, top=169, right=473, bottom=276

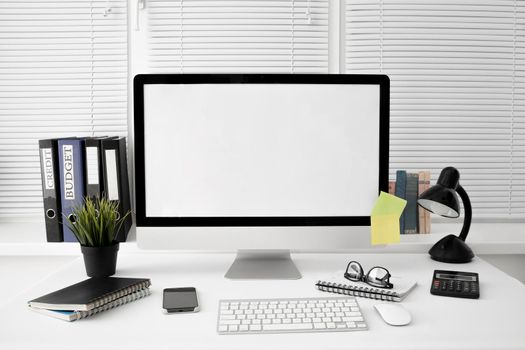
left=217, top=296, right=367, bottom=334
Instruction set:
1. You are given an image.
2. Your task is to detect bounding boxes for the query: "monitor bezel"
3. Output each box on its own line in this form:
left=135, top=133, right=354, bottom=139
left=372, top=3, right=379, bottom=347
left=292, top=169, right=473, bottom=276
left=134, top=74, right=389, bottom=227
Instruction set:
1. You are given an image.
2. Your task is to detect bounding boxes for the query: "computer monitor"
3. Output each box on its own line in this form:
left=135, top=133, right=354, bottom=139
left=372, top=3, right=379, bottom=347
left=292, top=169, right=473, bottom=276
left=133, top=74, right=389, bottom=279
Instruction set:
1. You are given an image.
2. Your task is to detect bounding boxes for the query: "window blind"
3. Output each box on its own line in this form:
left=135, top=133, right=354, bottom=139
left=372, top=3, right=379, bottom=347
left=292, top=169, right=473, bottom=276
left=146, top=0, right=329, bottom=73
left=0, top=0, right=128, bottom=218
left=345, top=0, right=525, bottom=219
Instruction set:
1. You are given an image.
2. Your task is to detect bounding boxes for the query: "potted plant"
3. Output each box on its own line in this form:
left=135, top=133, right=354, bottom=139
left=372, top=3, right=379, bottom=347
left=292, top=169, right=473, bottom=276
left=66, top=196, right=130, bottom=278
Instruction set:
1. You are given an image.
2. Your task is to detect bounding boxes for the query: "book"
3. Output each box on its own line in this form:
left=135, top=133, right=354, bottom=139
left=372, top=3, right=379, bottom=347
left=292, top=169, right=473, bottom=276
left=38, top=139, right=63, bottom=242
left=388, top=180, right=396, bottom=195
left=101, top=137, right=132, bottom=242
left=395, top=170, right=407, bottom=234
left=316, top=274, right=417, bottom=302
left=418, top=170, right=431, bottom=234
left=404, top=173, right=419, bottom=234
left=58, top=138, right=85, bottom=242
left=28, top=277, right=151, bottom=311
left=29, top=288, right=151, bottom=322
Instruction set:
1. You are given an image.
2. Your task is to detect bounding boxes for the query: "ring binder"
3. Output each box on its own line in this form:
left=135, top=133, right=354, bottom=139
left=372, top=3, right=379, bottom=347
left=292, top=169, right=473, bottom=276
left=38, top=139, right=63, bottom=242
left=58, top=138, right=86, bottom=242
left=101, top=137, right=132, bottom=242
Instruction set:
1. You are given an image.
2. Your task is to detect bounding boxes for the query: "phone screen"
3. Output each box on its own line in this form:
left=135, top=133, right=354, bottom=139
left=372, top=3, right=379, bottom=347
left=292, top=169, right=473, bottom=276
left=163, top=287, right=198, bottom=312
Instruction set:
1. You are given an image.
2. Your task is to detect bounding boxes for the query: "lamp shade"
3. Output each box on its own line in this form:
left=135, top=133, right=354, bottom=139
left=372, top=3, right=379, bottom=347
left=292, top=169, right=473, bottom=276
left=418, top=186, right=459, bottom=218
left=418, top=167, right=461, bottom=218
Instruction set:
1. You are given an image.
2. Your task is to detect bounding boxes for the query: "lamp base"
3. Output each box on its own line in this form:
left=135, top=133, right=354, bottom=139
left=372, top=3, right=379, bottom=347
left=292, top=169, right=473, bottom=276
left=428, top=234, right=474, bottom=263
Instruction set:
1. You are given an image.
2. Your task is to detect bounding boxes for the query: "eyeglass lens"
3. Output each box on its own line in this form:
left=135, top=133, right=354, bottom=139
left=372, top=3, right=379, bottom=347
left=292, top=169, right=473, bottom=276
left=366, top=267, right=390, bottom=287
left=345, top=261, right=363, bottom=280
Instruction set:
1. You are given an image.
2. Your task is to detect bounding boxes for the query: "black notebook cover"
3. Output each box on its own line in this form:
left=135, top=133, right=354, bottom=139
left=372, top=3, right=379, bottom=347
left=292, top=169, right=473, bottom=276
left=28, top=277, right=150, bottom=311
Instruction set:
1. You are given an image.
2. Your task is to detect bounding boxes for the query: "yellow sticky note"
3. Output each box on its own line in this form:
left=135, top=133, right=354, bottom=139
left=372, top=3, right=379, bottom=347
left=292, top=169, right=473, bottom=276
left=371, top=191, right=407, bottom=245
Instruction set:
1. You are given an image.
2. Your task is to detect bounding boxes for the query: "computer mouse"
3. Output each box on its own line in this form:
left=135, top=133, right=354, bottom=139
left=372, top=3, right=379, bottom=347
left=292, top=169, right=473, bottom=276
left=374, top=303, right=412, bottom=326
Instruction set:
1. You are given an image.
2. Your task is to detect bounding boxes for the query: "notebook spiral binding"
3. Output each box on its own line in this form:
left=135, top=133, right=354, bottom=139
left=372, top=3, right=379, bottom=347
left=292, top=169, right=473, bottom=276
left=71, top=288, right=151, bottom=321
left=90, top=280, right=151, bottom=309
left=315, top=280, right=399, bottom=302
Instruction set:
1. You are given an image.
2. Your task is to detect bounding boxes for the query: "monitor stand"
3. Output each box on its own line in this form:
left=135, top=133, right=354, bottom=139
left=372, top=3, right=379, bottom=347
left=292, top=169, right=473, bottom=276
left=224, top=250, right=302, bottom=280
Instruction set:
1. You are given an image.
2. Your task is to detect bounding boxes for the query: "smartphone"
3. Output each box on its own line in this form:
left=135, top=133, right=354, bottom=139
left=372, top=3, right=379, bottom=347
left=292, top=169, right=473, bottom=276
left=162, top=287, right=200, bottom=313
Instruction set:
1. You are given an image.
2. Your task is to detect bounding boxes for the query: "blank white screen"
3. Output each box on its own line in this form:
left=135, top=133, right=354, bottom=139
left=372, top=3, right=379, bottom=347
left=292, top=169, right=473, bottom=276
left=144, top=84, right=379, bottom=217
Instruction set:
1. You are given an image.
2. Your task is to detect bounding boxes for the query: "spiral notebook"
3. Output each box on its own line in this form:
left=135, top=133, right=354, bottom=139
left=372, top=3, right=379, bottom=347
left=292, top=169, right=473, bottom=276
left=316, top=273, right=417, bottom=302
left=28, top=277, right=151, bottom=311
left=29, top=288, right=151, bottom=322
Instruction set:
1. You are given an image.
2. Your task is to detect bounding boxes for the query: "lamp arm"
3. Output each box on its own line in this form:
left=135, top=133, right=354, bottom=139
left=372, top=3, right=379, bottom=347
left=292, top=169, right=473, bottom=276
left=456, top=185, right=472, bottom=241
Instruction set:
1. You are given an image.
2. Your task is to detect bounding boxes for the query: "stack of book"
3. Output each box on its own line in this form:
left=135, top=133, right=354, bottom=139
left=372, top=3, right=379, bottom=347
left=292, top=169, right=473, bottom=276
left=389, top=170, right=431, bottom=234
left=28, top=277, right=151, bottom=322
left=38, top=137, right=132, bottom=242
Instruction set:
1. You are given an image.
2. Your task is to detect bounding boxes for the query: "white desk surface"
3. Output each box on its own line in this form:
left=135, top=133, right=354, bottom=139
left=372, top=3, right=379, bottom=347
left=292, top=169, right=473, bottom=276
left=1, top=253, right=524, bottom=350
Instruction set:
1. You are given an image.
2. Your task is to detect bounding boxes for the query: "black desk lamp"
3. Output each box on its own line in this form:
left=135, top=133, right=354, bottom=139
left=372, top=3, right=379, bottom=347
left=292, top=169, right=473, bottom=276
left=418, top=167, right=474, bottom=263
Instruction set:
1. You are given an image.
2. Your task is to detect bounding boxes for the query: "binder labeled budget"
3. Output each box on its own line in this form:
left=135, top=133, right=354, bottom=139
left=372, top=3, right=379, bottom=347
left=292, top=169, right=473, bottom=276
left=58, top=138, right=85, bottom=242
left=38, top=139, right=63, bottom=242
left=101, top=137, right=132, bottom=242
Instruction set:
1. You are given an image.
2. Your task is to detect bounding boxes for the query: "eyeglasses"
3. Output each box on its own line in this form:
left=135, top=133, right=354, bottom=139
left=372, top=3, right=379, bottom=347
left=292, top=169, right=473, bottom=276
left=344, top=261, right=393, bottom=289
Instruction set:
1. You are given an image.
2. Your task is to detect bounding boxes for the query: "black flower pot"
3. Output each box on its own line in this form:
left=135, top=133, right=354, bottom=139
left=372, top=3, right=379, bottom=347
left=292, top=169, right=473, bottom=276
left=81, top=242, right=119, bottom=278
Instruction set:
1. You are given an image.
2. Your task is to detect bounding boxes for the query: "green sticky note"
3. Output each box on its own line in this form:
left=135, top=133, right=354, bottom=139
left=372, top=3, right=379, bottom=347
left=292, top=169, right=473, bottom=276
left=371, top=191, right=407, bottom=245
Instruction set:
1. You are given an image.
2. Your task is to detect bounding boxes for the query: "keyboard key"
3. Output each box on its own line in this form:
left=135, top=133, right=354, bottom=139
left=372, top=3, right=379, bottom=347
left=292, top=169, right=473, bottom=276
left=220, top=320, right=241, bottom=326
left=263, top=323, right=313, bottom=331
left=347, top=311, right=362, bottom=317
left=346, top=316, right=364, bottom=322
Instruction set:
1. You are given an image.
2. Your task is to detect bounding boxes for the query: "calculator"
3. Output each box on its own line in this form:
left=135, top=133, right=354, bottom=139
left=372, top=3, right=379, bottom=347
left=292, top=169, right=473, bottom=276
left=430, top=270, right=480, bottom=299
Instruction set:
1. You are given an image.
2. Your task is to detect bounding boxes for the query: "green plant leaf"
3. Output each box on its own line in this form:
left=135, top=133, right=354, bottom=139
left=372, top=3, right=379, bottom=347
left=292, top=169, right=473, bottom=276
left=65, top=196, right=130, bottom=247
